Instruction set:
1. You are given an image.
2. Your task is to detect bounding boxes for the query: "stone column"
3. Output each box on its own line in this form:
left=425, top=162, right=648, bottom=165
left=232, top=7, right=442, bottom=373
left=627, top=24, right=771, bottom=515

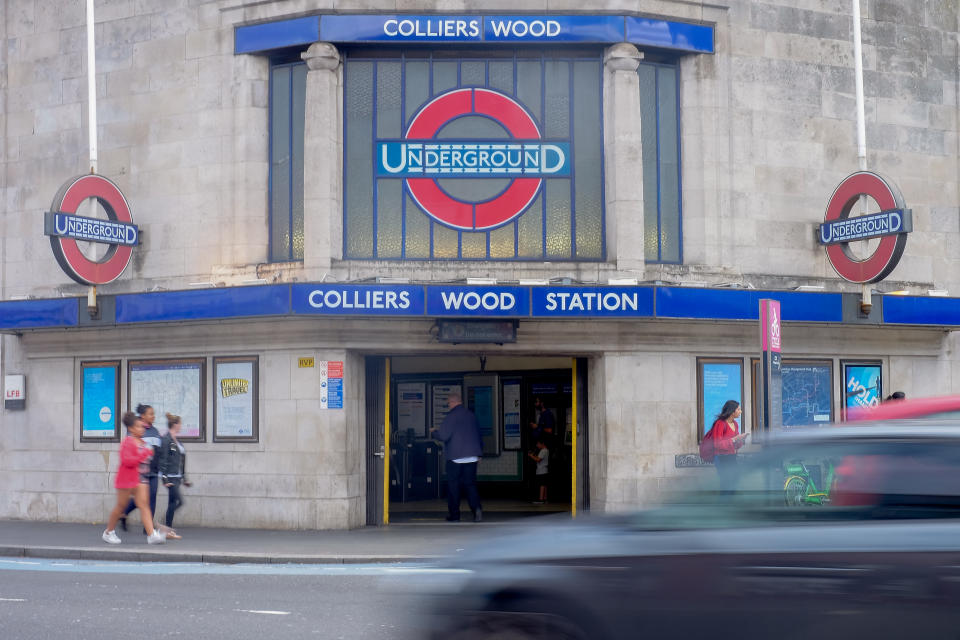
left=602, top=43, right=646, bottom=273
left=302, top=43, right=342, bottom=274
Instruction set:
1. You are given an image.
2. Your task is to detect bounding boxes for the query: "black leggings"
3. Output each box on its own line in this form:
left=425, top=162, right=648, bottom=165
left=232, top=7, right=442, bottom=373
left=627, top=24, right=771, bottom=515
left=165, top=483, right=183, bottom=528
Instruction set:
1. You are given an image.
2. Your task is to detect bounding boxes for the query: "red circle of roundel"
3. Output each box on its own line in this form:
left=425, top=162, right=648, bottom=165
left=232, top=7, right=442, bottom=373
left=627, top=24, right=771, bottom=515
left=49, top=174, right=134, bottom=286
left=405, top=88, right=542, bottom=231
left=823, top=171, right=908, bottom=284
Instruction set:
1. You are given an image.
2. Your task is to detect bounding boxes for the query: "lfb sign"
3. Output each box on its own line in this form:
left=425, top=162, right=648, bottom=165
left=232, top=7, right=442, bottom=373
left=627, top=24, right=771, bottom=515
left=376, top=88, right=569, bottom=231
left=817, top=171, right=912, bottom=284
left=44, top=174, right=139, bottom=286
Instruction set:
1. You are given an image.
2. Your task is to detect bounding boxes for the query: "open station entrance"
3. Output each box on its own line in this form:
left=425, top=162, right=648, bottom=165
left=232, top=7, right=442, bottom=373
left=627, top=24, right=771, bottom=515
left=365, top=355, right=588, bottom=524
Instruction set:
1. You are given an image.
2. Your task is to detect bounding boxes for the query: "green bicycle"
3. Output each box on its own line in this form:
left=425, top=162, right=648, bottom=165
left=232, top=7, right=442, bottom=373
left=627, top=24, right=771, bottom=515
left=783, top=459, right=836, bottom=506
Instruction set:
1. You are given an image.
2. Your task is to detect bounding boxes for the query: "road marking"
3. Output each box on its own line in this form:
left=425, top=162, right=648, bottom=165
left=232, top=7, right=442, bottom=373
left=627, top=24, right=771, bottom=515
left=0, top=556, right=471, bottom=577
left=0, top=598, right=26, bottom=602
left=236, top=609, right=290, bottom=615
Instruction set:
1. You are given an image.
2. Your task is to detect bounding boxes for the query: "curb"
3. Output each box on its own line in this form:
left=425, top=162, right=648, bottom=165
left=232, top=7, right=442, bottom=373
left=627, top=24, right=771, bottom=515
left=0, top=545, right=439, bottom=565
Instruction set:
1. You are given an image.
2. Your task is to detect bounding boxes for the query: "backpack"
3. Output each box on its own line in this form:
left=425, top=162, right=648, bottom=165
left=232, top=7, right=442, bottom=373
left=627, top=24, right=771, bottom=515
left=699, top=427, right=717, bottom=463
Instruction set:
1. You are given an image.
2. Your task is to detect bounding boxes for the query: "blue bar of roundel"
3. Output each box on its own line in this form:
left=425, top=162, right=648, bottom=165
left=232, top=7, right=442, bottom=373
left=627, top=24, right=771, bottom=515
left=883, top=296, right=960, bottom=326
left=234, top=16, right=319, bottom=54
left=321, top=15, right=483, bottom=43
left=483, top=16, right=625, bottom=42
left=291, top=284, right=425, bottom=315
left=625, top=17, right=714, bottom=53
left=0, top=299, right=78, bottom=329
left=531, top=286, right=654, bottom=317
left=116, top=286, right=290, bottom=323
left=426, top=286, right=529, bottom=317
left=655, top=287, right=842, bottom=322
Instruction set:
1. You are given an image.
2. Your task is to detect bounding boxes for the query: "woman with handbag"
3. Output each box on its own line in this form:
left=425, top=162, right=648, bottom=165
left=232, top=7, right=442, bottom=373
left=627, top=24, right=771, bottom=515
left=710, top=400, right=748, bottom=490
left=158, top=413, right=191, bottom=540
left=103, top=412, right=166, bottom=545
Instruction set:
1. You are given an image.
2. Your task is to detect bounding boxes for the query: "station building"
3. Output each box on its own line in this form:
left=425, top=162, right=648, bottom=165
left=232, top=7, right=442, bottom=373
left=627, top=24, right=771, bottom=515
left=1, top=1, right=959, bottom=529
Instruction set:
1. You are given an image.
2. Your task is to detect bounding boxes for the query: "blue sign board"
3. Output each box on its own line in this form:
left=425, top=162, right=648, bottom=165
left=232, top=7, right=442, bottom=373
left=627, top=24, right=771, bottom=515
left=376, top=142, right=571, bottom=178
left=532, top=286, right=654, bottom=317
left=235, top=16, right=320, bottom=54
left=228, top=14, right=716, bottom=53
left=322, top=15, right=482, bottom=43
left=82, top=365, right=118, bottom=438
left=44, top=211, right=139, bottom=246
left=818, top=209, right=912, bottom=245
left=292, top=284, right=425, bottom=316
left=483, top=15, right=625, bottom=42
left=625, top=17, right=714, bottom=53
left=426, top=286, right=529, bottom=317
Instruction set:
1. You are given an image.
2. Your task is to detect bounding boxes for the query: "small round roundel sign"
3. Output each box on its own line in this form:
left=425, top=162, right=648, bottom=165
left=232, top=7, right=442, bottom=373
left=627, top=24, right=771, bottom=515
left=46, top=174, right=136, bottom=286
left=820, top=171, right=910, bottom=284
left=383, top=88, right=567, bottom=231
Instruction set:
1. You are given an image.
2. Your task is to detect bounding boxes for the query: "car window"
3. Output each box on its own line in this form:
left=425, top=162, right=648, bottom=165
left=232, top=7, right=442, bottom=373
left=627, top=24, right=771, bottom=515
left=647, top=437, right=960, bottom=529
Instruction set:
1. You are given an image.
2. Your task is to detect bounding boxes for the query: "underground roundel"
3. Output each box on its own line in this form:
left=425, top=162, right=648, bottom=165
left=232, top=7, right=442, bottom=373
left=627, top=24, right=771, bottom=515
left=817, top=171, right=912, bottom=284
left=376, top=88, right=570, bottom=231
left=43, top=174, right=139, bottom=286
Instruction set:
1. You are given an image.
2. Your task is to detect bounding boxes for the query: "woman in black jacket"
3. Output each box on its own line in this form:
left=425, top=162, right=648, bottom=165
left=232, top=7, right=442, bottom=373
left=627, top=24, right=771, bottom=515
left=158, top=413, right=191, bottom=539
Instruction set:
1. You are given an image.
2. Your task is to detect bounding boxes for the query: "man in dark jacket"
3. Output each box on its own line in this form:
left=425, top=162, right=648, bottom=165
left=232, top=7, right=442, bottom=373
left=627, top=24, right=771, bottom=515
left=431, top=392, right=483, bottom=522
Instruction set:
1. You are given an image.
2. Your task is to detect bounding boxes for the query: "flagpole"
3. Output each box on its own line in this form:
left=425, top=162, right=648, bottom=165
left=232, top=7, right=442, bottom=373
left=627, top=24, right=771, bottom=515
left=86, top=0, right=98, bottom=174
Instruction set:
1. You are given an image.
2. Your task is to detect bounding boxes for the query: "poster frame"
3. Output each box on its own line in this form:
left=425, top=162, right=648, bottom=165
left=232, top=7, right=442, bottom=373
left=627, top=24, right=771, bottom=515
left=396, top=381, right=428, bottom=438
left=696, top=357, right=744, bottom=443
left=80, top=360, right=121, bottom=442
left=212, top=356, right=260, bottom=443
left=128, top=358, right=206, bottom=442
left=841, top=360, right=883, bottom=421
left=751, top=358, right=835, bottom=427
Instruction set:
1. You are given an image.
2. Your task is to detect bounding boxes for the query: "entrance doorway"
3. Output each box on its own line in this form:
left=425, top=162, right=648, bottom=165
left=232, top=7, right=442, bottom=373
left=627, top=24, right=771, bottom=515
left=365, top=355, right=588, bottom=525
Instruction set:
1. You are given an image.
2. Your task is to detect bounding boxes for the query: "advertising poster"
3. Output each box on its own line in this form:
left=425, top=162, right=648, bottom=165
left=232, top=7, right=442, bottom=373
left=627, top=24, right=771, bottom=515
left=397, top=382, right=427, bottom=437
left=700, top=361, right=742, bottom=438
left=82, top=362, right=118, bottom=439
left=214, top=358, right=257, bottom=439
left=502, top=382, right=522, bottom=450
left=432, top=384, right=462, bottom=431
left=129, top=360, right=203, bottom=439
left=469, top=386, right=495, bottom=438
left=844, top=363, right=882, bottom=417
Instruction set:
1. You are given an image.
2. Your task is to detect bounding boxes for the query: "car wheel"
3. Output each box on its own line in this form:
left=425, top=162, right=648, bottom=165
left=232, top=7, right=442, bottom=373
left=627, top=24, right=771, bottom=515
left=447, top=601, right=589, bottom=640
left=784, top=476, right=807, bottom=506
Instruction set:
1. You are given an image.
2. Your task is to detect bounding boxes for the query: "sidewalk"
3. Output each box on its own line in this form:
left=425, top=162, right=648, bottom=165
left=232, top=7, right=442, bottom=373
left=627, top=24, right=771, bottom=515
left=0, top=516, right=556, bottom=565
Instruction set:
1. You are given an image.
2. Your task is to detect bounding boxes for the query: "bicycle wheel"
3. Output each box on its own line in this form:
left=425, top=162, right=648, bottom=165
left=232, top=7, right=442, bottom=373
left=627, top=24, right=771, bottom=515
left=783, top=476, right=807, bottom=507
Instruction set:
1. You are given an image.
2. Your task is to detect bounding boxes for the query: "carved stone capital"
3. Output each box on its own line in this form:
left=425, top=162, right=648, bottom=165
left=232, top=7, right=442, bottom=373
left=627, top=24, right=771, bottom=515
left=604, top=43, right=642, bottom=72
left=302, top=42, right=340, bottom=71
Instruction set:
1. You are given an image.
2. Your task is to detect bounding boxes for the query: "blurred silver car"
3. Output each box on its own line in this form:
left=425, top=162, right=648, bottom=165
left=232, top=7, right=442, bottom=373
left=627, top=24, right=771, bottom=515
left=424, top=422, right=960, bottom=640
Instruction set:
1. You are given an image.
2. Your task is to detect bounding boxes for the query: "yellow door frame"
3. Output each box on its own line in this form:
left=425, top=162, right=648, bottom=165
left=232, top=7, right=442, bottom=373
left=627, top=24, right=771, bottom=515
left=571, top=357, right=578, bottom=518
left=383, top=357, right=391, bottom=525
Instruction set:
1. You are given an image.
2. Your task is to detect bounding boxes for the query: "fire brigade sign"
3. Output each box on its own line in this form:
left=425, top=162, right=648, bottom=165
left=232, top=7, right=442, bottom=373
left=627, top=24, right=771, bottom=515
left=44, top=174, right=139, bottom=286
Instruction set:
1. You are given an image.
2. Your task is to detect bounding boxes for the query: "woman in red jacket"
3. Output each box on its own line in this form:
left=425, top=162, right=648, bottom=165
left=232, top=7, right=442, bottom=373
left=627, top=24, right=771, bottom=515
left=102, top=412, right=166, bottom=545
left=711, top=400, right=748, bottom=488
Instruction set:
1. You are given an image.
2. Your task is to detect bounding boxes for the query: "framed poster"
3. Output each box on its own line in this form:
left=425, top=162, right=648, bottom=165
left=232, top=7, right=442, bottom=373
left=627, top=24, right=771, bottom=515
left=81, top=361, right=120, bottom=441
left=752, top=358, right=833, bottom=427
left=213, top=356, right=259, bottom=442
left=502, top=380, right=522, bottom=450
left=697, top=358, right=743, bottom=442
left=397, top=382, right=427, bottom=437
left=842, top=361, right=882, bottom=420
left=128, top=359, right=205, bottom=441
left=432, top=383, right=462, bottom=431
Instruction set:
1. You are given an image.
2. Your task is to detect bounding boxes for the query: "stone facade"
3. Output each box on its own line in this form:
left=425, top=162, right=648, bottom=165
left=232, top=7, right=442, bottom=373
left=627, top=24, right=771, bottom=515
left=2, top=1, right=960, bottom=529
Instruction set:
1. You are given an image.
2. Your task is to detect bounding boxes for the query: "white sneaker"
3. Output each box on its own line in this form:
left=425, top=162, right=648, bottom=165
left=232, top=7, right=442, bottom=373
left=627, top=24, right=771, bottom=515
left=102, top=529, right=121, bottom=545
left=146, top=531, right=166, bottom=545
